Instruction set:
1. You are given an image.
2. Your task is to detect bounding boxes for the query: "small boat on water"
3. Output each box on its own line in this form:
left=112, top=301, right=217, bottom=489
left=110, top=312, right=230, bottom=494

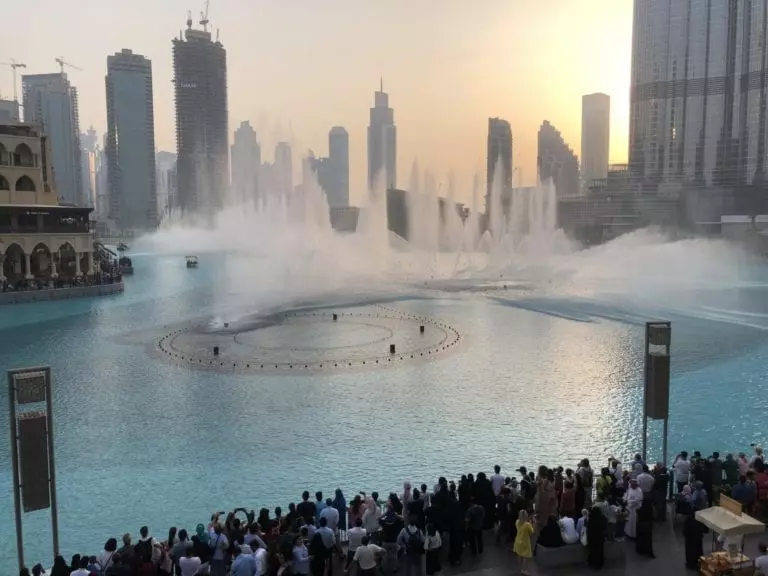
left=118, top=256, right=134, bottom=275
left=186, top=256, right=199, bottom=269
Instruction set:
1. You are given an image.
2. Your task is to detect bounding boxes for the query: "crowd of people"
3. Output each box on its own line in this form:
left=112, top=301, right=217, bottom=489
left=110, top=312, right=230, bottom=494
left=19, top=446, right=768, bottom=576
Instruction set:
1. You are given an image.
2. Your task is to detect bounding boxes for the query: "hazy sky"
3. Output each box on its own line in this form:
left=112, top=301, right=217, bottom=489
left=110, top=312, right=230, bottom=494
left=1, top=0, right=632, bottom=204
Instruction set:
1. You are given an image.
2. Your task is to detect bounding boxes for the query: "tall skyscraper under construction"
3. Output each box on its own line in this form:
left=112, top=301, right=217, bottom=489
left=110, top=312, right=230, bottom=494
left=172, top=13, right=229, bottom=213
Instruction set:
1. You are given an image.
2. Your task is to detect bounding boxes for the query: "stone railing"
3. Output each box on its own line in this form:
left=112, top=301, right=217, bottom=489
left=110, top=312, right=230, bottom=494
left=0, top=281, right=124, bottom=305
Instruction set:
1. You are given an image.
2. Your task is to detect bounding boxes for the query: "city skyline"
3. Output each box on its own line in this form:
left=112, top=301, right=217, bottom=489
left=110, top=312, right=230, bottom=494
left=0, top=0, right=633, bottom=205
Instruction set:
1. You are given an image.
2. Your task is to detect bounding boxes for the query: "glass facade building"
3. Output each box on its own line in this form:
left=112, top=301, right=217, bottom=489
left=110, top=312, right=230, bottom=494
left=629, top=0, right=768, bottom=187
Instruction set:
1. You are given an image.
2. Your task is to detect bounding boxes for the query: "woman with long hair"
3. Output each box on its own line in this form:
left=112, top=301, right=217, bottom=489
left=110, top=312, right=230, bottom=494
left=402, top=481, right=413, bottom=506
left=348, top=494, right=364, bottom=529
left=513, top=509, right=534, bottom=576
left=535, top=466, right=557, bottom=530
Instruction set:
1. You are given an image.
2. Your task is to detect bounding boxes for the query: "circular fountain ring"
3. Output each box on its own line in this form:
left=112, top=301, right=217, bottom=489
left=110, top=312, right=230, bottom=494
left=154, top=305, right=461, bottom=374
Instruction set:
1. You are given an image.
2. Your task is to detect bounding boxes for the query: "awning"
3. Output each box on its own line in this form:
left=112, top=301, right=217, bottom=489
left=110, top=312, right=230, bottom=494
left=695, top=506, right=765, bottom=537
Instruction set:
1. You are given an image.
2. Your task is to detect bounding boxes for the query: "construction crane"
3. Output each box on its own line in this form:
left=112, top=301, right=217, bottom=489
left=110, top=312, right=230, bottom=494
left=55, top=57, right=82, bottom=74
left=0, top=59, right=27, bottom=102
left=199, top=0, right=210, bottom=32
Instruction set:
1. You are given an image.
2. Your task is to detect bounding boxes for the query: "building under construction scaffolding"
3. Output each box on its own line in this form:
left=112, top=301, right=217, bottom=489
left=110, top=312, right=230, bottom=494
left=172, top=15, right=229, bottom=214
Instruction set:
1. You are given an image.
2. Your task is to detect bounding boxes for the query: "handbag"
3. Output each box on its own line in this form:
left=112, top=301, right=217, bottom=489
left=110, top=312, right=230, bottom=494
left=580, top=530, right=588, bottom=547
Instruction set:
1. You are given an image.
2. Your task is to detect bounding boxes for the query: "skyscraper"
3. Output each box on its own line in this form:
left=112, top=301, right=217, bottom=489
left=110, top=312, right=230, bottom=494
left=367, top=80, right=396, bottom=190
left=538, top=120, right=579, bottom=199
left=173, top=16, right=229, bottom=213
left=231, top=121, right=261, bottom=203
left=106, top=49, right=157, bottom=230
left=80, top=127, right=98, bottom=211
left=22, top=72, right=82, bottom=205
left=581, top=93, right=610, bottom=186
left=486, top=117, right=513, bottom=210
left=275, top=142, right=292, bottom=196
left=156, top=151, right=177, bottom=218
left=629, top=0, right=768, bottom=187
left=328, top=126, right=349, bottom=207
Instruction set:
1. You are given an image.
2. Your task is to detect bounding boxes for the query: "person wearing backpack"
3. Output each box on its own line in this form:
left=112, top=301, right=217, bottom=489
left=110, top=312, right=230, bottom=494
left=397, top=516, right=424, bottom=576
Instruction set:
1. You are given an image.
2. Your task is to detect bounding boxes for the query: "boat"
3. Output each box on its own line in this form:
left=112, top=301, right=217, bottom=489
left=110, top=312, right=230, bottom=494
left=185, top=256, right=198, bottom=269
left=118, top=256, right=134, bottom=275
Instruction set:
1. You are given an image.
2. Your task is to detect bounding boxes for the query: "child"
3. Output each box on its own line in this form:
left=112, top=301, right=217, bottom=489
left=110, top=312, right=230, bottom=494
left=424, top=523, right=442, bottom=576
left=513, top=510, right=534, bottom=576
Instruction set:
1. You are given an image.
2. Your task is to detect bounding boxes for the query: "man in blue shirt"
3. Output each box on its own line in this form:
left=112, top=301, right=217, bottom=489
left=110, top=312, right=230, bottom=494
left=231, top=544, right=256, bottom=576
left=315, top=491, right=327, bottom=520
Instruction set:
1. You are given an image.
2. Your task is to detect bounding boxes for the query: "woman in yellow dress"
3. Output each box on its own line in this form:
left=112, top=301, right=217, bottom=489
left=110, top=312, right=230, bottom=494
left=513, top=509, right=534, bottom=575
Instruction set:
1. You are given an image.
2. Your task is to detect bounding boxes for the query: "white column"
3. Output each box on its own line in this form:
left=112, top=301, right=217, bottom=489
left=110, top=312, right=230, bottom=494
left=86, top=252, right=95, bottom=276
left=75, top=252, right=82, bottom=277
left=24, top=252, right=33, bottom=279
left=0, top=254, right=5, bottom=282
left=50, top=258, right=58, bottom=279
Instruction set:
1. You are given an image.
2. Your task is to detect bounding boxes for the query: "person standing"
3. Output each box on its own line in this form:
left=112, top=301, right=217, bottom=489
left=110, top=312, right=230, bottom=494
left=351, top=536, right=383, bottom=576
left=397, top=518, right=424, bottom=576
left=586, top=506, right=607, bottom=570
left=577, top=459, right=595, bottom=509
left=491, top=465, right=505, bottom=498
left=346, top=518, right=367, bottom=569
left=535, top=467, right=557, bottom=530
left=465, top=498, right=485, bottom=556
left=513, top=510, right=534, bottom=576
left=683, top=516, right=705, bottom=570
left=674, top=452, right=692, bottom=494
left=624, top=480, right=643, bottom=539
left=423, top=524, right=442, bottom=576
left=635, top=499, right=655, bottom=558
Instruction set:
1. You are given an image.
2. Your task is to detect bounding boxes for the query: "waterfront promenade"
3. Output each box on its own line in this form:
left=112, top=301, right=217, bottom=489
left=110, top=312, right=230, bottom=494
left=22, top=450, right=767, bottom=575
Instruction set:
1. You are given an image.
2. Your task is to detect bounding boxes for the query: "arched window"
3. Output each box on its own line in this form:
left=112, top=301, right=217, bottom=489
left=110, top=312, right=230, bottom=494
left=13, top=143, right=35, bottom=167
left=15, top=175, right=36, bottom=192
left=0, top=143, right=8, bottom=166
left=0, top=175, right=9, bottom=191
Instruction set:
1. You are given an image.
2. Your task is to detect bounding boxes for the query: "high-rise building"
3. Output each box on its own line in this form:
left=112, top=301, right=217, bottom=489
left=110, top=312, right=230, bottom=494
left=0, top=100, right=19, bottom=123
left=581, top=93, right=610, bottom=186
left=538, top=120, right=579, bottom=199
left=367, top=80, right=396, bottom=190
left=105, top=49, right=157, bottom=230
left=630, top=0, right=768, bottom=187
left=156, top=151, right=177, bottom=218
left=173, top=16, right=229, bottom=213
left=80, top=127, right=99, bottom=212
left=486, top=117, right=513, bottom=209
left=231, top=121, right=261, bottom=204
left=328, top=126, right=349, bottom=208
left=22, top=72, right=82, bottom=205
left=275, top=142, right=292, bottom=196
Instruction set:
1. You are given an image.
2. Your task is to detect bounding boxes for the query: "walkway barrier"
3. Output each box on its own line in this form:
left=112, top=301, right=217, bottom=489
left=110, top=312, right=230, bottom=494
left=0, top=282, right=124, bottom=305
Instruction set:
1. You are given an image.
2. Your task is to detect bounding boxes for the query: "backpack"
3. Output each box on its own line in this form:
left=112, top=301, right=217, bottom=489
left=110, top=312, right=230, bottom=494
left=134, top=538, right=153, bottom=561
left=406, top=527, right=423, bottom=555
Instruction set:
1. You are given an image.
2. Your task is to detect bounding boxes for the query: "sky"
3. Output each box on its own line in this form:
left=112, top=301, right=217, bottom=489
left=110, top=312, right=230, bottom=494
left=0, top=0, right=633, bottom=205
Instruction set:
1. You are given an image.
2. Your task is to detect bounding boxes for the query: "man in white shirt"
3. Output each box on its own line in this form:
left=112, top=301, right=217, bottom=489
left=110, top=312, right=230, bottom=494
left=179, top=548, right=203, bottom=576
left=674, top=451, right=692, bottom=493
left=320, top=501, right=340, bottom=531
left=352, top=536, right=383, bottom=576
left=755, top=543, right=768, bottom=575
left=490, top=465, right=505, bottom=497
left=347, top=518, right=368, bottom=568
left=636, top=465, right=655, bottom=496
left=70, top=556, right=91, bottom=576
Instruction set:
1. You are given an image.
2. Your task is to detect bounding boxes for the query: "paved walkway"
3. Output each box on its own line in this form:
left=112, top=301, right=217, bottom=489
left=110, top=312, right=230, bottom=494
left=434, top=518, right=766, bottom=576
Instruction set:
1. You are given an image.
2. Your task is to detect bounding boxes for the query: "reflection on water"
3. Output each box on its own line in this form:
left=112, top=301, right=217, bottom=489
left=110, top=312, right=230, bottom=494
left=0, top=252, right=767, bottom=565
